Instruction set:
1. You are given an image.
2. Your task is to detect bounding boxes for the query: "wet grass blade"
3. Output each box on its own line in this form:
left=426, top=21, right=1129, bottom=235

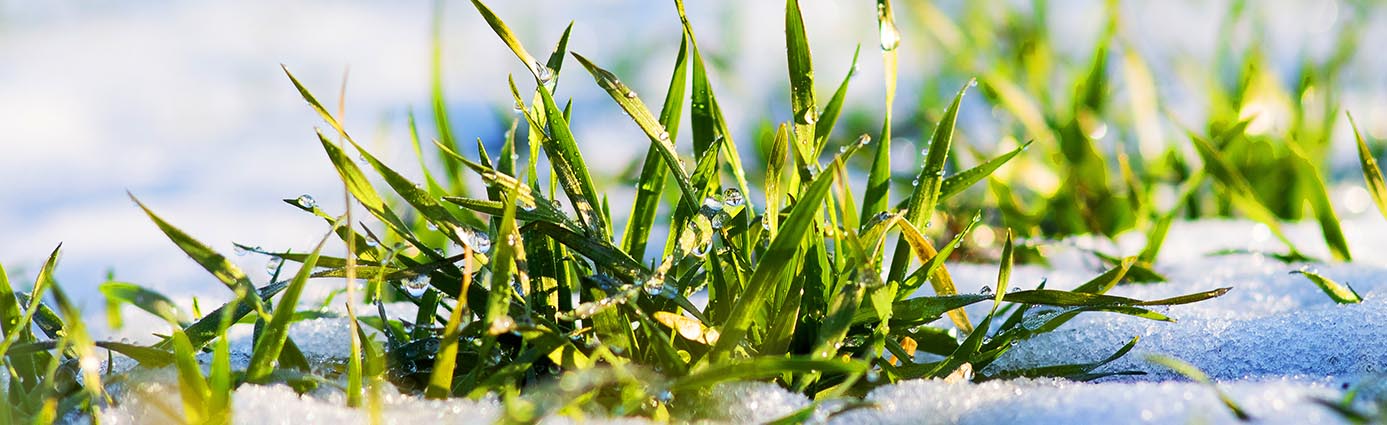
left=862, top=0, right=899, bottom=220
left=1146, top=354, right=1252, bottom=421
left=570, top=52, right=696, bottom=208
left=614, top=36, right=689, bottom=258
left=1189, top=134, right=1302, bottom=258
left=100, top=281, right=186, bottom=325
left=245, top=228, right=333, bottom=382
left=1290, top=268, right=1362, bottom=304
left=131, top=195, right=268, bottom=317
left=939, top=141, right=1031, bottom=201
left=711, top=153, right=839, bottom=363
left=889, top=80, right=974, bottom=283
left=896, top=215, right=974, bottom=332
left=785, top=0, right=817, bottom=155
left=1349, top=112, right=1387, bottom=221
left=467, top=0, right=547, bottom=83
left=1290, top=146, right=1351, bottom=261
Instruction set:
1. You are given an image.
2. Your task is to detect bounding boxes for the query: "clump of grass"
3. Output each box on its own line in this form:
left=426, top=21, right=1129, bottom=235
left=6, top=0, right=1387, bottom=423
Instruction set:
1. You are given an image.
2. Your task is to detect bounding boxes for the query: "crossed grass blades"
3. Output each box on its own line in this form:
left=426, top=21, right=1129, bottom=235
left=5, top=0, right=1387, bottom=423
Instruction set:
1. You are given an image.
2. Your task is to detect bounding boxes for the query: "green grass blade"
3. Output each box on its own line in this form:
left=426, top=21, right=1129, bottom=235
left=939, top=141, right=1031, bottom=201
left=1348, top=112, right=1387, bottom=221
left=1290, top=146, right=1351, bottom=261
left=618, top=37, right=690, bottom=258
left=711, top=152, right=839, bottom=363
left=534, top=84, right=609, bottom=238
left=1188, top=134, right=1301, bottom=257
left=1290, top=268, right=1362, bottom=304
left=168, top=322, right=210, bottom=424
left=430, top=0, right=465, bottom=191
left=895, top=214, right=974, bottom=332
left=570, top=52, right=696, bottom=209
left=99, top=281, right=186, bottom=325
left=888, top=80, right=973, bottom=283
left=245, top=228, right=333, bottom=381
left=785, top=0, right=817, bottom=156
left=131, top=195, right=267, bottom=317
left=467, top=0, right=548, bottom=84
left=1146, top=354, right=1253, bottom=421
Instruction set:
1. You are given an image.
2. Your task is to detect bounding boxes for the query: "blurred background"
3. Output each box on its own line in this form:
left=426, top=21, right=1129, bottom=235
left=1, top=0, right=1385, bottom=338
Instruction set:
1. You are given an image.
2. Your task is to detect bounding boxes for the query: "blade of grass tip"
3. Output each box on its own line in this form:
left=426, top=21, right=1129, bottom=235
left=245, top=227, right=334, bottom=382
left=100, top=281, right=187, bottom=325
left=1348, top=112, right=1387, bottom=221
left=0, top=261, right=44, bottom=384
left=785, top=0, right=817, bottom=157
left=711, top=152, right=840, bottom=363
left=468, top=0, right=549, bottom=85
left=570, top=52, right=696, bottom=208
left=1146, top=354, right=1253, bottom=421
left=888, top=79, right=974, bottom=284
left=130, top=194, right=268, bottom=318
left=938, top=141, right=1032, bottom=202
left=765, top=123, right=790, bottom=238
left=1290, top=268, right=1362, bottom=304
left=1289, top=145, right=1351, bottom=261
left=675, top=0, right=717, bottom=158
left=618, top=36, right=690, bottom=258
left=926, top=232, right=1009, bottom=379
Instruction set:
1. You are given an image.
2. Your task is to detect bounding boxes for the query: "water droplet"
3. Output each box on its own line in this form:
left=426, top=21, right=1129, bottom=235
left=849, top=63, right=861, bottom=78
left=506, top=233, right=518, bottom=247
left=642, top=278, right=666, bottom=297
left=968, top=79, right=979, bottom=87
left=878, top=17, right=901, bottom=51
left=535, top=63, right=555, bottom=85
left=466, top=229, right=493, bottom=254
left=265, top=257, right=283, bottom=275
left=512, top=101, right=525, bottom=114
left=711, top=212, right=728, bottom=229
left=426, top=222, right=438, bottom=231
left=839, top=145, right=849, bottom=153
left=702, top=196, right=724, bottom=212
left=657, top=131, right=671, bottom=142
left=693, top=242, right=711, bottom=257
left=911, top=179, right=920, bottom=187
left=488, top=315, right=516, bottom=335
left=979, top=285, right=992, bottom=295
left=866, top=369, right=881, bottom=383
left=404, top=274, right=430, bottom=297
left=920, top=148, right=929, bottom=156
left=293, top=194, right=317, bottom=210
left=722, top=188, right=745, bottom=208
left=855, top=134, right=871, bottom=147
left=233, top=245, right=249, bottom=256
left=656, top=390, right=674, bottom=403
left=798, top=107, right=818, bottom=125
left=624, top=90, right=638, bottom=99
left=551, top=198, right=563, bottom=210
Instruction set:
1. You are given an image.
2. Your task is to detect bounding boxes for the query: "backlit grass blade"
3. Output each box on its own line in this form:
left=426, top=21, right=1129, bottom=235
left=939, top=141, right=1031, bottom=201
left=168, top=321, right=210, bottom=424
left=1348, top=112, right=1387, bottom=221
left=245, top=227, right=333, bottom=382
left=533, top=84, right=609, bottom=238
left=785, top=0, right=817, bottom=156
left=0, top=260, right=44, bottom=384
left=569, top=52, right=696, bottom=208
left=1147, top=354, right=1253, bottom=421
left=131, top=195, right=267, bottom=317
left=1290, top=268, right=1362, bottom=304
left=765, top=124, right=790, bottom=237
left=896, top=215, right=973, bottom=332
left=100, top=281, right=186, bottom=325
left=711, top=149, right=839, bottom=363
left=1290, top=146, right=1351, bottom=261
left=619, top=37, right=690, bottom=258
left=1189, top=134, right=1302, bottom=258
left=888, top=80, right=974, bottom=284
left=349, top=137, right=482, bottom=249
left=467, top=0, right=548, bottom=84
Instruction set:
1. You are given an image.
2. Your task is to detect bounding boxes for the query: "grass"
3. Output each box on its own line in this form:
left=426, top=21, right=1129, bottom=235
left=2, top=0, right=1386, bottom=423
